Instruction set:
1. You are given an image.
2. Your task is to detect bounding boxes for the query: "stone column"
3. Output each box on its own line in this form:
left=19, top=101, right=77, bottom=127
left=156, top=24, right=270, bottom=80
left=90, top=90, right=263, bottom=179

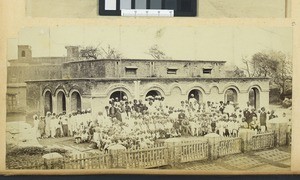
left=206, top=135, right=221, bottom=160
left=238, top=129, right=256, bottom=152
left=52, top=95, right=57, bottom=115
left=164, top=138, right=182, bottom=167
left=268, top=121, right=288, bottom=146
left=108, top=144, right=126, bottom=168
left=66, top=96, right=72, bottom=114
left=133, top=80, right=140, bottom=100
left=237, top=92, right=249, bottom=109
left=42, top=152, right=63, bottom=169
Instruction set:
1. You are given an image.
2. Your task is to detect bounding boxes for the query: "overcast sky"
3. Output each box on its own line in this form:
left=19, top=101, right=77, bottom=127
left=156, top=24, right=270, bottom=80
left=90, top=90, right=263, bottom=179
left=7, top=25, right=292, bottom=67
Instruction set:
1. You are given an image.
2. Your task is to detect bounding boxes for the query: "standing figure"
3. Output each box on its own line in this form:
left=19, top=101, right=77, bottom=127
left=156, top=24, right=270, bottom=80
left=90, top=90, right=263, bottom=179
left=259, top=107, right=267, bottom=133
left=44, top=112, right=52, bottom=138
left=33, top=115, right=40, bottom=139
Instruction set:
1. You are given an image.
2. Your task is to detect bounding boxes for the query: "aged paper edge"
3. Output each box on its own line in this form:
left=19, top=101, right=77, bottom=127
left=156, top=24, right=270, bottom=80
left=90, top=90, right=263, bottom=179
left=0, top=0, right=300, bottom=175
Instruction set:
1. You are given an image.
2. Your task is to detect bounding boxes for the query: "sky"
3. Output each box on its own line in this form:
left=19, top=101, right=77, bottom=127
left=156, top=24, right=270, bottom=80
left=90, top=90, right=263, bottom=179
left=7, top=25, right=293, bottom=67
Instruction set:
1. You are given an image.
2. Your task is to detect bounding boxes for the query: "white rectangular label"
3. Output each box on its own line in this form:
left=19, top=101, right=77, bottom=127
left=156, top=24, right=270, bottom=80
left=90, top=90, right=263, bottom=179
left=105, top=0, right=117, bottom=10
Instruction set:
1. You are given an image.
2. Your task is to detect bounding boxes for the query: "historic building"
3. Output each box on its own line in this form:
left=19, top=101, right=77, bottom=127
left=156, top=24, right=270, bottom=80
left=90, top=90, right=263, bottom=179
left=7, top=45, right=270, bottom=118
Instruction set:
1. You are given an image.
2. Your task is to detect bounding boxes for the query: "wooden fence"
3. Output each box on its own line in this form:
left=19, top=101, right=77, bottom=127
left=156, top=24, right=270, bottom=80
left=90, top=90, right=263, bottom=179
left=248, top=132, right=275, bottom=151
left=125, top=144, right=168, bottom=169
left=179, top=139, right=209, bottom=163
left=62, top=153, right=112, bottom=169
left=7, top=132, right=278, bottom=170
left=218, top=137, right=242, bottom=157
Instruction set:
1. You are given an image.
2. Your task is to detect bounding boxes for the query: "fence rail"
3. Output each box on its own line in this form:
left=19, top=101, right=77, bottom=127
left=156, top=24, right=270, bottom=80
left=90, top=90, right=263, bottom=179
left=7, top=132, right=279, bottom=170
left=218, top=137, right=242, bottom=157
left=249, top=132, right=275, bottom=151
left=179, top=140, right=209, bottom=163
left=125, top=145, right=168, bottom=169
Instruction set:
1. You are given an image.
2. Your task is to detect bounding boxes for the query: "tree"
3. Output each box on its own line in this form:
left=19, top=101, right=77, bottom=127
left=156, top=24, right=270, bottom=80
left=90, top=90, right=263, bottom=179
left=79, top=44, right=123, bottom=60
left=99, top=45, right=123, bottom=59
left=80, top=46, right=99, bottom=60
left=242, top=50, right=292, bottom=98
left=146, top=44, right=171, bottom=60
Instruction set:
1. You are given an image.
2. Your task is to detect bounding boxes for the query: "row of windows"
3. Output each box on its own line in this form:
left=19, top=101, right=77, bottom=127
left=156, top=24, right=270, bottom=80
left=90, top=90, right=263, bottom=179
left=125, top=67, right=213, bottom=75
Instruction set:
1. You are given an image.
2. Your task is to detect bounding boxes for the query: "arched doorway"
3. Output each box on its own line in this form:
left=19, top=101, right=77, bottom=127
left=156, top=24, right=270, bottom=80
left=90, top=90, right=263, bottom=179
left=145, top=90, right=161, bottom=100
left=57, top=91, right=66, bottom=113
left=110, top=91, right=127, bottom=102
left=44, top=91, right=52, bottom=115
left=249, top=88, right=260, bottom=110
left=188, top=89, right=202, bottom=102
left=224, top=88, right=238, bottom=104
left=71, top=91, right=81, bottom=112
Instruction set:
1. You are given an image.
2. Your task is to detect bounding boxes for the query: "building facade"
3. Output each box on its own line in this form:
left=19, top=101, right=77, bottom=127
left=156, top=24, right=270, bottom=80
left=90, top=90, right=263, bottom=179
left=25, top=53, right=270, bottom=118
left=7, top=45, right=270, bottom=118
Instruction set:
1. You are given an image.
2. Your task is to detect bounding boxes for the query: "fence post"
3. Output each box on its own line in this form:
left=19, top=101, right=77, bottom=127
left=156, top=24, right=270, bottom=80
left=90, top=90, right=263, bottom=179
left=207, top=136, right=220, bottom=160
left=42, top=152, right=63, bottom=169
left=268, top=121, right=288, bottom=146
left=238, top=129, right=256, bottom=152
left=108, top=144, right=126, bottom=168
left=164, top=138, right=182, bottom=167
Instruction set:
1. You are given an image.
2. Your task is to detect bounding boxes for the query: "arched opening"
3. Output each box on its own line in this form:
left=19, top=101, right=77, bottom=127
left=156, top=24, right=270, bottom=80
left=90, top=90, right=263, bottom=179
left=145, top=90, right=162, bottom=100
left=249, top=88, right=260, bottom=110
left=188, top=89, right=202, bottom=102
left=57, top=91, right=66, bottom=114
left=110, top=91, right=127, bottom=102
left=44, top=91, right=52, bottom=115
left=224, top=88, right=238, bottom=104
left=71, top=91, right=81, bottom=112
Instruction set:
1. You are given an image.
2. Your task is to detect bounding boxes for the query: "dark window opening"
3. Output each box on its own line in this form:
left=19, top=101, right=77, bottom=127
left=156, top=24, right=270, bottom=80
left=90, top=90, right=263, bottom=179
left=167, top=68, right=177, bottom=74
left=203, top=68, right=212, bottom=74
left=21, top=50, right=26, bottom=57
left=125, top=66, right=137, bottom=75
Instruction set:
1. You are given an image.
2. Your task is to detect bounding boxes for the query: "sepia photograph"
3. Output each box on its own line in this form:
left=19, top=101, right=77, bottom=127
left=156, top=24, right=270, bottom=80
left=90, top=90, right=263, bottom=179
left=5, top=25, right=293, bottom=172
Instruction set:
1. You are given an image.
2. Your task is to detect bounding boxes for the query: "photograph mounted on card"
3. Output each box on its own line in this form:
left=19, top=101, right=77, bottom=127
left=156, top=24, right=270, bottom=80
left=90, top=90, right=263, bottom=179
left=5, top=25, right=293, bottom=172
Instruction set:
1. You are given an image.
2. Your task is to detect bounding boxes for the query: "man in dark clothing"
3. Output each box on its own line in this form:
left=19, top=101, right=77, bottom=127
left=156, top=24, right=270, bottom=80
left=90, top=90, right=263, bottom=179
left=243, top=108, right=251, bottom=126
left=125, top=101, right=131, bottom=117
left=109, top=102, right=117, bottom=118
left=178, top=110, right=186, bottom=133
left=138, top=100, right=144, bottom=113
left=260, top=107, right=267, bottom=132
left=132, top=99, right=139, bottom=112
left=219, top=101, right=225, bottom=114
left=249, top=108, right=258, bottom=122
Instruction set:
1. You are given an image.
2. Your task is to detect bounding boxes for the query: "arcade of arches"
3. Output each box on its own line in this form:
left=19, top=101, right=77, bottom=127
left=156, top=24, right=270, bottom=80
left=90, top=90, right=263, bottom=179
left=41, top=85, right=265, bottom=116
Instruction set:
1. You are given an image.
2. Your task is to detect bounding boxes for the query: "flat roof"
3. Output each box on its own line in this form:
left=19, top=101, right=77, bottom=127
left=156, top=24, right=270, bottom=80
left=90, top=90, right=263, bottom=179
left=63, top=58, right=227, bottom=64
left=26, top=77, right=270, bottom=83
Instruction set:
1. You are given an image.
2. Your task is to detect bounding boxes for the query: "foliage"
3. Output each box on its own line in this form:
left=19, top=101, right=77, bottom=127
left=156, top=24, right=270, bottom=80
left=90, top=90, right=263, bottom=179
left=7, top=146, right=68, bottom=156
left=80, top=44, right=123, bottom=60
left=282, top=98, right=292, bottom=108
left=242, top=50, right=292, bottom=98
left=146, top=44, right=171, bottom=60
left=269, top=88, right=281, bottom=104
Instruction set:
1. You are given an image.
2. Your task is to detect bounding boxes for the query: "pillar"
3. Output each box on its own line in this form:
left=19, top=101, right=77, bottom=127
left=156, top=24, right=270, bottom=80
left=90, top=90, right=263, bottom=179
left=134, top=80, right=140, bottom=100
left=52, top=95, right=57, bottom=115
left=109, top=144, right=126, bottom=168
left=164, top=138, right=182, bottom=166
